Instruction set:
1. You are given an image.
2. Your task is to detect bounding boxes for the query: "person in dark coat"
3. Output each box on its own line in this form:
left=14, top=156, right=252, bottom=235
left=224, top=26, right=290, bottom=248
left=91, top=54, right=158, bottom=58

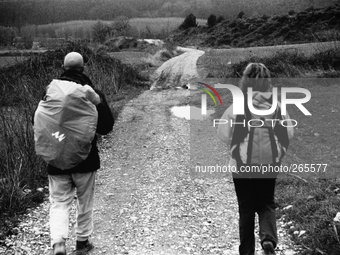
left=35, top=52, right=114, bottom=255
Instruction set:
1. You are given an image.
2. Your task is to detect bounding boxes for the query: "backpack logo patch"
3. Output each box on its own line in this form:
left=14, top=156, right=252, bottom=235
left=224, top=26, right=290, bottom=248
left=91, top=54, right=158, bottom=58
left=34, top=79, right=98, bottom=170
left=52, top=131, right=66, bottom=142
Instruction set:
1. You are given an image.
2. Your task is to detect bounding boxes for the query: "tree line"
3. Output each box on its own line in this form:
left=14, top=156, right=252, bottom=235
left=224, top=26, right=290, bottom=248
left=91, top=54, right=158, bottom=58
left=0, top=0, right=337, bottom=28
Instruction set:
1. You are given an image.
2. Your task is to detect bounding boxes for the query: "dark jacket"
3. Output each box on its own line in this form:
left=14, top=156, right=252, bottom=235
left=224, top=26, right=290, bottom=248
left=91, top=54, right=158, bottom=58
left=35, top=70, right=114, bottom=175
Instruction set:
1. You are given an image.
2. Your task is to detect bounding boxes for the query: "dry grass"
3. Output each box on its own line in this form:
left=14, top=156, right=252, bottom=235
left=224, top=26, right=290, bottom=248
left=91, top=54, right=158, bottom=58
left=198, top=41, right=340, bottom=78
left=0, top=56, right=27, bottom=68
left=19, top=17, right=207, bottom=41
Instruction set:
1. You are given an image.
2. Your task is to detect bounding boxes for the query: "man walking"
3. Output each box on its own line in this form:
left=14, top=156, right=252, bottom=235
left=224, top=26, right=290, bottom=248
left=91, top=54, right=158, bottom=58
left=37, top=52, right=114, bottom=255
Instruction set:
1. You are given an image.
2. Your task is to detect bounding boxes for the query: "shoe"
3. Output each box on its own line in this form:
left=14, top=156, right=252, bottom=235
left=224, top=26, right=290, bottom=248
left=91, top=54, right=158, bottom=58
left=263, top=240, right=276, bottom=255
left=75, top=240, right=94, bottom=255
left=53, top=242, right=66, bottom=255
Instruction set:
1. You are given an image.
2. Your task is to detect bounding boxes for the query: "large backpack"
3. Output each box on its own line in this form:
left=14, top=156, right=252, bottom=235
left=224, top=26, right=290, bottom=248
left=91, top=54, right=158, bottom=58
left=34, top=79, right=98, bottom=170
left=230, top=98, right=289, bottom=167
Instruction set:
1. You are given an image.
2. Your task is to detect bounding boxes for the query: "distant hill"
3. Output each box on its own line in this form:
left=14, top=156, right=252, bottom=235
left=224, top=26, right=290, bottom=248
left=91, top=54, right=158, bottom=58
left=170, top=3, right=340, bottom=48
left=0, top=0, right=338, bottom=27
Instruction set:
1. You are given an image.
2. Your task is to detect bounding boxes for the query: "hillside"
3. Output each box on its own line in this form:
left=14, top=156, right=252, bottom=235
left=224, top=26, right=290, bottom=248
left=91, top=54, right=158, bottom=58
left=171, top=3, right=340, bottom=48
left=0, top=0, right=337, bottom=27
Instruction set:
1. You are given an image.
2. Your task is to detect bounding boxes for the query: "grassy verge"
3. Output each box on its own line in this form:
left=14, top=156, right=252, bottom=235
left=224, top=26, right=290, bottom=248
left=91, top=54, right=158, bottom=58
left=0, top=42, right=150, bottom=242
left=274, top=81, right=340, bottom=255
left=199, top=41, right=340, bottom=79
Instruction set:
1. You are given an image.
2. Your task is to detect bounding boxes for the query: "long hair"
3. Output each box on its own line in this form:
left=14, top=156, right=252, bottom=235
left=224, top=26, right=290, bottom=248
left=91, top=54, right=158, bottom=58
left=239, top=63, right=272, bottom=94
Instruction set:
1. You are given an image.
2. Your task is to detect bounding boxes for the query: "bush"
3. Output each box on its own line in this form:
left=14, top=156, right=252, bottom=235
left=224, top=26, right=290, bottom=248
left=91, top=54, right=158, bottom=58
left=277, top=15, right=289, bottom=24
left=0, top=26, right=14, bottom=46
left=288, top=10, right=296, bottom=16
left=112, top=16, right=131, bottom=36
left=207, top=14, right=217, bottom=27
left=179, top=13, right=198, bottom=30
left=217, top=15, right=225, bottom=23
left=92, top=21, right=114, bottom=43
left=278, top=25, right=291, bottom=36
left=237, top=11, right=245, bottom=19
left=231, top=39, right=239, bottom=46
left=285, top=30, right=298, bottom=40
left=262, top=14, right=270, bottom=20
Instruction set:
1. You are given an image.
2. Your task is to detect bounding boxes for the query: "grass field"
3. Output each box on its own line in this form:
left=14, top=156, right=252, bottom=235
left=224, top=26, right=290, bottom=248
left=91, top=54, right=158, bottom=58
left=0, top=56, right=27, bottom=68
left=198, top=41, right=340, bottom=78
left=18, top=17, right=206, bottom=41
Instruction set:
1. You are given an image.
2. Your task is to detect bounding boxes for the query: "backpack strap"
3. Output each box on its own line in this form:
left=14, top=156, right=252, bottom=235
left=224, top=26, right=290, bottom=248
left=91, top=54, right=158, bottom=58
left=231, top=95, right=249, bottom=165
left=266, top=107, right=280, bottom=164
left=267, top=122, right=279, bottom=164
left=274, top=106, right=290, bottom=153
left=246, top=126, right=255, bottom=165
left=230, top=114, right=247, bottom=165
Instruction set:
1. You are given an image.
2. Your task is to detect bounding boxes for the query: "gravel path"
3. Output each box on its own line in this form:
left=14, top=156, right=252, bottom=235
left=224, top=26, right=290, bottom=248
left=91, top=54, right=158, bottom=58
left=150, top=47, right=205, bottom=90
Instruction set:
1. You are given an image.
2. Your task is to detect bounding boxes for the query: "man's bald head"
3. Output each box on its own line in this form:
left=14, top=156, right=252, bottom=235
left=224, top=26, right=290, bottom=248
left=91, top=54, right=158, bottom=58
left=63, top=52, right=84, bottom=71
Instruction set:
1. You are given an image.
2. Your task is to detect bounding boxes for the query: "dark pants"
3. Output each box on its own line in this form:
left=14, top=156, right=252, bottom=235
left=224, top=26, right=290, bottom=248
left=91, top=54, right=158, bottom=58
left=233, top=174, right=277, bottom=255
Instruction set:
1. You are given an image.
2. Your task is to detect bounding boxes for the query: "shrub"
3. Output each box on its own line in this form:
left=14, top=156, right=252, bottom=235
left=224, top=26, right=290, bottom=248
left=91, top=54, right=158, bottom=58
left=278, top=25, right=291, bottom=36
left=179, top=13, right=198, bottom=30
left=92, top=21, right=114, bottom=43
left=237, top=11, right=245, bottom=19
left=288, top=10, right=296, bottom=16
left=231, top=39, right=239, bottom=46
left=0, top=26, right=14, bottom=46
left=231, top=27, right=239, bottom=33
left=229, top=20, right=237, bottom=28
left=207, top=14, right=217, bottom=27
left=112, top=16, right=131, bottom=36
left=285, top=30, right=298, bottom=40
left=217, top=15, right=225, bottom=23
left=277, top=15, right=289, bottom=24
left=262, top=14, right=270, bottom=20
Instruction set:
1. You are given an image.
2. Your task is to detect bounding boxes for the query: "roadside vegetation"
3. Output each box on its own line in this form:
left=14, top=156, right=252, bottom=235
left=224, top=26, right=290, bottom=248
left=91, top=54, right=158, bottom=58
left=200, top=41, right=340, bottom=78
left=0, top=17, right=205, bottom=50
left=172, top=3, right=340, bottom=48
left=0, top=42, right=149, bottom=242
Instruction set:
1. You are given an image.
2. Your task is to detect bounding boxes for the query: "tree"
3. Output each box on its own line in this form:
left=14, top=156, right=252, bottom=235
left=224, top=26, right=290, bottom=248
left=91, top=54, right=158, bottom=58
left=112, top=16, right=131, bottom=36
left=92, top=21, right=114, bottom=43
left=207, top=14, right=217, bottom=27
left=237, top=11, right=246, bottom=19
left=217, top=15, right=225, bottom=23
left=179, top=13, right=198, bottom=30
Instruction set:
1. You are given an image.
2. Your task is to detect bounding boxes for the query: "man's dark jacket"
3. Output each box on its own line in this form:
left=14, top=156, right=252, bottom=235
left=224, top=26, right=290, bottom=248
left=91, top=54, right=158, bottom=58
left=35, top=70, right=114, bottom=175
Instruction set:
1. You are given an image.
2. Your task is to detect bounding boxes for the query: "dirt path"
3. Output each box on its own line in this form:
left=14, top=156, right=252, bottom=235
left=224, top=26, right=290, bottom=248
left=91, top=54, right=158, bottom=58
left=2, top=49, right=299, bottom=255
left=150, top=47, right=205, bottom=90
left=90, top=89, right=240, bottom=255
